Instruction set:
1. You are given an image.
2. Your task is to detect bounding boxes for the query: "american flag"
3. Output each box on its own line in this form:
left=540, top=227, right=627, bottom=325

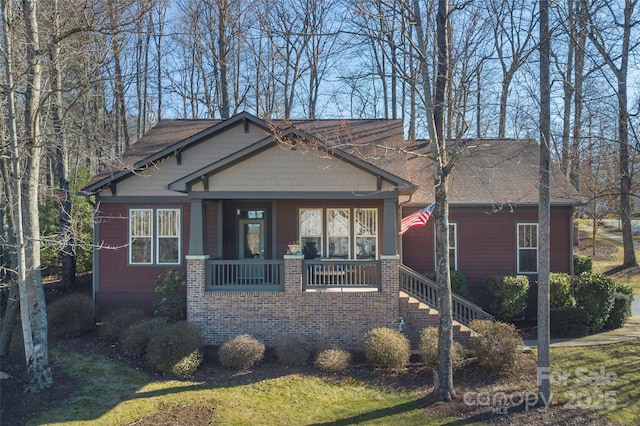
left=400, top=202, right=436, bottom=235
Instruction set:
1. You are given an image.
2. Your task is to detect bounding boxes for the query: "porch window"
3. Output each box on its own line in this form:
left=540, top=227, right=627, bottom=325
left=157, top=209, right=181, bottom=264
left=327, top=208, right=350, bottom=258
left=300, top=208, right=323, bottom=257
left=355, top=208, right=377, bottom=259
left=129, top=209, right=153, bottom=264
left=129, top=208, right=181, bottom=265
left=517, top=223, right=538, bottom=273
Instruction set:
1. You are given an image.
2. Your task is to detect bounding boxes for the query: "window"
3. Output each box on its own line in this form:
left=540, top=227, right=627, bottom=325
left=299, top=208, right=323, bottom=257
left=157, top=209, right=180, bottom=264
left=327, top=208, right=350, bottom=258
left=355, top=208, right=378, bottom=259
left=517, top=223, right=538, bottom=273
left=298, top=207, right=379, bottom=259
left=449, top=223, right=457, bottom=270
left=129, top=208, right=181, bottom=265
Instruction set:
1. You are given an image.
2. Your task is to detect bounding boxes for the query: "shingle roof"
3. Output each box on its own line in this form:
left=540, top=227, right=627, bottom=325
left=83, top=113, right=582, bottom=206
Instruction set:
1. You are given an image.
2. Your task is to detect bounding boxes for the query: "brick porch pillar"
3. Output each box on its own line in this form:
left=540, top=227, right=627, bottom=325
left=186, top=255, right=209, bottom=324
left=283, top=254, right=303, bottom=294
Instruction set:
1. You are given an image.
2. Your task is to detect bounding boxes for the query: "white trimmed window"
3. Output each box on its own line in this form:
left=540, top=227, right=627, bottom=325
left=327, top=208, right=350, bottom=258
left=129, top=208, right=181, bottom=265
left=517, top=223, right=538, bottom=273
left=157, top=209, right=181, bottom=264
left=299, top=208, right=323, bottom=257
left=449, top=223, right=458, bottom=270
left=355, top=208, right=378, bottom=259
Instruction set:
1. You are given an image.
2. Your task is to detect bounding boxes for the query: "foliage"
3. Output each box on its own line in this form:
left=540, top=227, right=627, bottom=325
left=550, top=307, right=591, bottom=338
left=364, top=327, right=410, bottom=370
left=549, top=272, right=574, bottom=308
left=145, top=321, right=203, bottom=378
left=47, top=293, right=95, bottom=338
left=603, top=292, right=632, bottom=330
left=419, top=327, right=465, bottom=371
left=274, top=336, right=311, bottom=366
left=39, top=166, right=95, bottom=275
left=573, top=272, right=616, bottom=333
left=219, top=334, right=265, bottom=370
left=153, top=270, right=186, bottom=322
left=469, top=320, right=521, bottom=374
left=97, top=308, right=146, bottom=344
left=484, top=275, right=530, bottom=320
left=426, top=270, right=469, bottom=298
left=120, top=317, right=167, bottom=357
left=573, top=254, right=593, bottom=275
left=315, top=348, right=351, bottom=373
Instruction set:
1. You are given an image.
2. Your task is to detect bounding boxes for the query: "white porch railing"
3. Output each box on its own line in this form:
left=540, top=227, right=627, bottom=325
left=303, top=259, right=380, bottom=291
left=206, top=260, right=284, bottom=291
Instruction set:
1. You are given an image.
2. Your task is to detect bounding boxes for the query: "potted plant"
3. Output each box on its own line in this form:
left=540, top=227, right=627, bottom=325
left=288, top=240, right=302, bottom=255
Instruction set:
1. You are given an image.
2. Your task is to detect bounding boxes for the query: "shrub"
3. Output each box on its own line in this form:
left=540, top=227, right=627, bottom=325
left=484, top=275, right=530, bottom=320
left=146, top=321, right=203, bottom=378
left=550, top=307, right=590, bottom=338
left=364, top=327, right=410, bottom=370
left=315, top=348, right=351, bottom=373
left=419, top=327, right=465, bottom=371
left=47, top=293, right=94, bottom=338
left=98, top=308, right=146, bottom=344
left=274, top=336, right=311, bottom=366
left=549, top=273, right=574, bottom=309
left=573, top=272, right=615, bottom=333
left=120, top=317, right=167, bottom=357
left=426, top=270, right=469, bottom=298
left=153, top=270, right=186, bottom=322
left=603, top=292, right=632, bottom=330
left=573, top=254, right=593, bottom=275
left=219, top=334, right=265, bottom=370
left=469, top=320, right=521, bottom=373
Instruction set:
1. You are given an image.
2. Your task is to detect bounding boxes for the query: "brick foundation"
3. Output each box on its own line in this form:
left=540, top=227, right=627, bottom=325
left=187, top=255, right=400, bottom=350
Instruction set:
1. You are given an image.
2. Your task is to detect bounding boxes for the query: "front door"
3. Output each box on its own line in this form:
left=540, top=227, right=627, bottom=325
left=239, top=219, right=265, bottom=259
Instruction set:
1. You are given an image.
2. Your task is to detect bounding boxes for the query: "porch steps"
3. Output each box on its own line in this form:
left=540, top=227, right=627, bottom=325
left=399, top=291, right=473, bottom=348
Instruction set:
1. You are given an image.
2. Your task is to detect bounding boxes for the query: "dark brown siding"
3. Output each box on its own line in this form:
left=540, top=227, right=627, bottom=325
left=96, top=201, right=190, bottom=317
left=401, top=205, right=573, bottom=314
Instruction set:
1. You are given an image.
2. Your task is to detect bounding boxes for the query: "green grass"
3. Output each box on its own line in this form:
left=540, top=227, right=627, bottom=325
left=576, top=219, right=640, bottom=293
left=29, top=348, right=461, bottom=425
left=551, top=341, right=640, bottom=425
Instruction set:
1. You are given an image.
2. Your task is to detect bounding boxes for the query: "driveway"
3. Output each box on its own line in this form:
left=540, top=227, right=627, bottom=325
left=601, top=219, right=640, bottom=235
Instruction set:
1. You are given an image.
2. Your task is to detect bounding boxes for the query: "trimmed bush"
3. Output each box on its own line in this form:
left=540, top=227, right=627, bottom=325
left=219, top=334, right=265, bottom=370
left=146, top=321, right=203, bottom=378
left=573, top=254, right=593, bottom=275
left=153, top=270, right=186, bottom=322
left=120, top=317, right=167, bottom=357
left=550, top=307, right=590, bottom=338
left=47, top=293, right=94, bottom=338
left=98, top=308, right=146, bottom=344
left=426, top=270, right=469, bottom=298
left=549, top=273, right=574, bottom=309
left=484, top=275, right=530, bottom=320
left=604, top=292, right=632, bottom=330
left=274, top=337, right=311, bottom=366
left=364, top=327, right=410, bottom=370
left=419, top=327, right=465, bottom=371
left=573, top=272, right=615, bottom=333
left=469, top=320, right=521, bottom=374
left=315, top=348, right=351, bottom=373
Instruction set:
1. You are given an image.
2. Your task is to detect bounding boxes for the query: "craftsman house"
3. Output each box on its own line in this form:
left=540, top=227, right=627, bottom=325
left=82, top=111, right=581, bottom=348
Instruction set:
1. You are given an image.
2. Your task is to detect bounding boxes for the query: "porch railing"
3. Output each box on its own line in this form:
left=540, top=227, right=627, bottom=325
left=399, top=264, right=493, bottom=325
left=303, top=259, right=380, bottom=291
left=206, top=260, right=284, bottom=291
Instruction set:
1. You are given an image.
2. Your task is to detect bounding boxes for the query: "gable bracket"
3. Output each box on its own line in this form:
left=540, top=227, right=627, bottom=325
left=377, top=175, right=382, bottom=191
left=175, top=150, right=182, bottom=165
left=200, top=175, right=209, bottom=191
left=243, top=117, right=249, bottom=133
left=109, top=182, right=117, bottom=196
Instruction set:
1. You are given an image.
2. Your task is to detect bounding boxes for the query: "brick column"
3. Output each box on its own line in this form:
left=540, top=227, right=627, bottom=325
left=380, top=255, right=400, bottom=296
left=186, top=255, right=209, bottom=323
left=283, top=254, right=303, bottom=294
